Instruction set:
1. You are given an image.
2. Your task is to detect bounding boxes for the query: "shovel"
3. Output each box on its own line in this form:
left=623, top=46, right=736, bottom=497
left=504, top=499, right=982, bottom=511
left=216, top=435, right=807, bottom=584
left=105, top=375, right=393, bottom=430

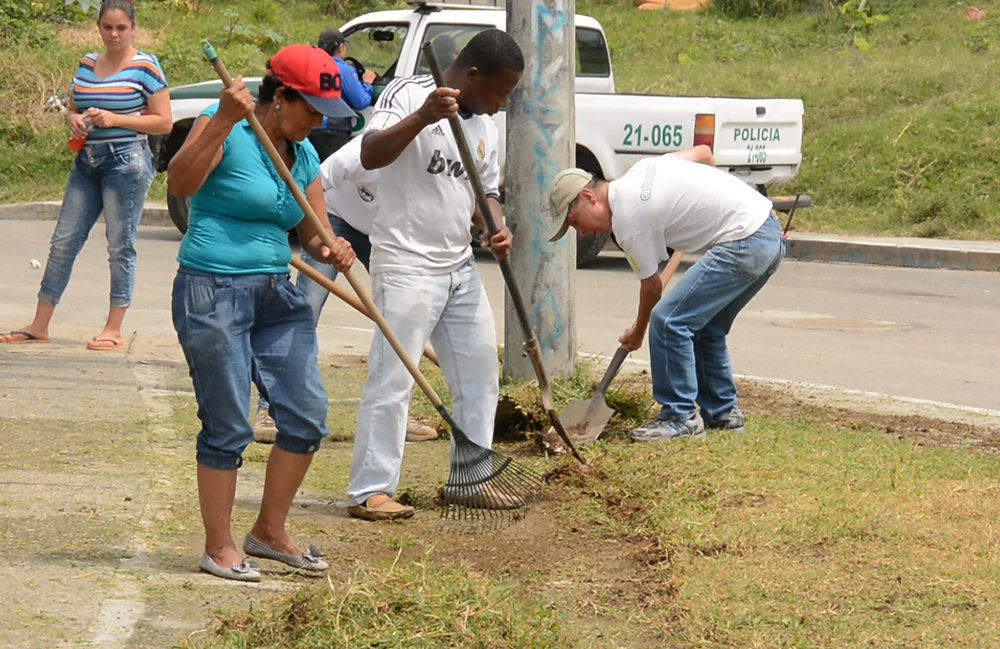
left=559, top=251, right=686, bottom=445
left=561, top=345, right=630, bottom=444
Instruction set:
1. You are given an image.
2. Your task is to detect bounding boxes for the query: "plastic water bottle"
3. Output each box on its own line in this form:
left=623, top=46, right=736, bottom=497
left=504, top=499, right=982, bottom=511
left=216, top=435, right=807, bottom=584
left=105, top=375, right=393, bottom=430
left=68, top=112, right=94, bottom=152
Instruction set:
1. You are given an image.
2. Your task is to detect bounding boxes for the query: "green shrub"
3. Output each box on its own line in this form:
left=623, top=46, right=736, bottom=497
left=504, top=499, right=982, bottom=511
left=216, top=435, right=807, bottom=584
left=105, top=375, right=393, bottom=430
left=0, top=0, right=96, bottom=43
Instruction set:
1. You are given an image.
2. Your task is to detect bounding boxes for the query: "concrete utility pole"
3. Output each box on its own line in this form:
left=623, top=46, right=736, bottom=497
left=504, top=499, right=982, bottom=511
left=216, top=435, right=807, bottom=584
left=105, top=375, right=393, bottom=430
left=504, top=0, right=576, bottom=380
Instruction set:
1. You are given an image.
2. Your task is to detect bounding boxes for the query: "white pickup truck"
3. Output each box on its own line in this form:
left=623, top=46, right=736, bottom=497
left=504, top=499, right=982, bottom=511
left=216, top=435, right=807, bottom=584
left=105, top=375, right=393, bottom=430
left=156, top=0, right=810, bottom=266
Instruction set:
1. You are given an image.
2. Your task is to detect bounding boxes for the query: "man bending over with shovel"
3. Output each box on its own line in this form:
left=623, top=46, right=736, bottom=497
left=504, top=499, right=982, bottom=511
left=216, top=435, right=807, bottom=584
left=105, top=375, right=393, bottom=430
left=345, top=29, right=524, bottom=521
left=549, top=146, right=784, bottom=442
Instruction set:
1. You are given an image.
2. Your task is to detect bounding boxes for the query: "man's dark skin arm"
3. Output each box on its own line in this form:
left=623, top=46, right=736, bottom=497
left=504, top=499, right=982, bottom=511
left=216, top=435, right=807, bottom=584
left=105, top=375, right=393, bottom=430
left=360, top=87, right=459, bottom=170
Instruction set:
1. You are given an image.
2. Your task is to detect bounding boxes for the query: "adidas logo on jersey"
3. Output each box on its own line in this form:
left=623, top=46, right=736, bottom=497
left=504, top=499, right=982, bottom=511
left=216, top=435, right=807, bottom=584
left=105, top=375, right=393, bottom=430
left=426, top=149, right=465, bottom=178
left=430, top=124, right=445, bottom=136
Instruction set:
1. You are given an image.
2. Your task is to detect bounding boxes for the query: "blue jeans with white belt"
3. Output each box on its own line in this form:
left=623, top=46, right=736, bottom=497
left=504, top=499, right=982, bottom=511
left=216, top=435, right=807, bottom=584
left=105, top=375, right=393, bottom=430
left=39, top=140, right=154, bottom=308
left=648, top=214, right=784, bottom=422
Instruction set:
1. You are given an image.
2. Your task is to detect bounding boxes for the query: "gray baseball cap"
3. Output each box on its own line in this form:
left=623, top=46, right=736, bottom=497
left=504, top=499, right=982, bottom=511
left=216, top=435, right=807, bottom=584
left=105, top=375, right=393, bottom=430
left=548, top=168, right=593, bottom=242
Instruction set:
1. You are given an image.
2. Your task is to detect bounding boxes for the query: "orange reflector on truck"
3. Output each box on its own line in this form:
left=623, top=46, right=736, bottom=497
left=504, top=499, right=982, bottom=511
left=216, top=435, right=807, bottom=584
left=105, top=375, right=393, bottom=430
left=694, top=114, right=715, bottom=151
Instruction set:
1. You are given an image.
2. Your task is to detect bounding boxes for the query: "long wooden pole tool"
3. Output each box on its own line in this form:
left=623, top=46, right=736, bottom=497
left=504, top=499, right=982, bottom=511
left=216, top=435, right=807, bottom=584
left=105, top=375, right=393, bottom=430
left=290, top=258, right=440, bottom=367
left=200, top=40, right=451, bottom=430
left=421, top=42, right=585, bottom=464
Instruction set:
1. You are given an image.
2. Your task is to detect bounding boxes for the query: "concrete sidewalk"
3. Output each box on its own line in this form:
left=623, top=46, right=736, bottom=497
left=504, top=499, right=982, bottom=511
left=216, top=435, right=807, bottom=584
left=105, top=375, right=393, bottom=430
left=2, top=200, right=999, bottom=272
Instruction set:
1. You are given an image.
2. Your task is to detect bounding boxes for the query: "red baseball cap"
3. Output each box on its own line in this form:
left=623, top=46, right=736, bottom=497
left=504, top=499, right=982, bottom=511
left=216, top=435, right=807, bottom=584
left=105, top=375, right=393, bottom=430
left=268, top=44, right=355, bottom=120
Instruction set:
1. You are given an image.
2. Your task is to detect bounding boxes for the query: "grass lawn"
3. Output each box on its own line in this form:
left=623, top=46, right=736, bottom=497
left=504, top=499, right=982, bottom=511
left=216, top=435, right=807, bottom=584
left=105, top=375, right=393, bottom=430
left=158, top=356, right=1000, bottom=649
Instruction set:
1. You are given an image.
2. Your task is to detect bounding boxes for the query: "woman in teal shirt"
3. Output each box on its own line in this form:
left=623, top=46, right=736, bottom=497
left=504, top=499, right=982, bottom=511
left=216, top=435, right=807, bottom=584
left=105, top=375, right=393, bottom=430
left=167, top=44, right=356, bottom=583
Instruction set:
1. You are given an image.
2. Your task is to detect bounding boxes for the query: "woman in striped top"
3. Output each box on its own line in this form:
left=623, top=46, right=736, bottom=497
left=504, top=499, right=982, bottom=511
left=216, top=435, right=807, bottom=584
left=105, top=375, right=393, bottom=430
left=1, top=0, right=171, bottom=349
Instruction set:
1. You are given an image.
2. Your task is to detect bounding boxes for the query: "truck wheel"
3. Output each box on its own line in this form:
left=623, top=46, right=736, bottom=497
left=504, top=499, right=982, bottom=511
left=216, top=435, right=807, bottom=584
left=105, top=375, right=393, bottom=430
left=576, top=233, right=607, bottom=267
left=167, top=191, right=190, bottom=234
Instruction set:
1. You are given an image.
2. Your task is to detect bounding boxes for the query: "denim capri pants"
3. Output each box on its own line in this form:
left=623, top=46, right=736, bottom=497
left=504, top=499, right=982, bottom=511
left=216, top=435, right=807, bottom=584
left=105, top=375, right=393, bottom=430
left=171, top=266, right=329, bottom=469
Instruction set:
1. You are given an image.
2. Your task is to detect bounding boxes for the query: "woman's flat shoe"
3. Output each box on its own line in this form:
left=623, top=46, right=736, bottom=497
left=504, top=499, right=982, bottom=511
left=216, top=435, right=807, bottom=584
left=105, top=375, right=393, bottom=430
left=198, top=552, right=261, bottom=582
left=242, top=532, right=328, bottom=572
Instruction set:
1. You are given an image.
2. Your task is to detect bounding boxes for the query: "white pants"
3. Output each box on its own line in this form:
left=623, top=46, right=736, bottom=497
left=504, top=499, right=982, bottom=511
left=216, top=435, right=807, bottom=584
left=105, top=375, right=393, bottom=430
left=347, top=258, right=500, bottom=505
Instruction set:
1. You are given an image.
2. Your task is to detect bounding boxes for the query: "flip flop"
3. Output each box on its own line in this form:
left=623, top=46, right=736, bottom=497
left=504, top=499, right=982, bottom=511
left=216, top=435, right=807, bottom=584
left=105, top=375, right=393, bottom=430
left=86, top=338, right=125, bottom=351
left=1, top=330, right=48, bottom=344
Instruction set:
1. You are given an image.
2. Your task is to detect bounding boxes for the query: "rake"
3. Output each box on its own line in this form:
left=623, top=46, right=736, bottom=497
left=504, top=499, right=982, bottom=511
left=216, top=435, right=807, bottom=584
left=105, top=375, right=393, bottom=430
left=201, top=41, right=543, bottom=532
left=421, top=42, right=586, bottom=466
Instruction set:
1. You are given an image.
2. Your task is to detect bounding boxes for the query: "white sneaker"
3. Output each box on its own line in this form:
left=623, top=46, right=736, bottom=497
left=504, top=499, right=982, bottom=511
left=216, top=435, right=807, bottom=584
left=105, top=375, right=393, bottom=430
left=253, top=406, right=277, bottom=444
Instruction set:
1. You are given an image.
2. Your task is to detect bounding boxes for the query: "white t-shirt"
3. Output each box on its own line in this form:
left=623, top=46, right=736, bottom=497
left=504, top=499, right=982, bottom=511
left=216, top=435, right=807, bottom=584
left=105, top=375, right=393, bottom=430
left=364, top=75, right=500, bottom=275
left=610, top=154, right=773, bottom=279
left=320, top=135, right=378, bottom=236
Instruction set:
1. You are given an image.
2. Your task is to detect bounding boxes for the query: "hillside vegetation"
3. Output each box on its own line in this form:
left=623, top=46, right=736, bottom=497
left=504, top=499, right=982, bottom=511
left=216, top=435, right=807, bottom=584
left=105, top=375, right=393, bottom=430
left=1, top=0, right=997, bottom=239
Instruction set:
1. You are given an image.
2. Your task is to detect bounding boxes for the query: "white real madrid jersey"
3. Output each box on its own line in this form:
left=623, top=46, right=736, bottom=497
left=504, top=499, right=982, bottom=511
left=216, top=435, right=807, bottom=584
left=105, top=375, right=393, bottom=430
left=364, top=75, right=500, bottom=275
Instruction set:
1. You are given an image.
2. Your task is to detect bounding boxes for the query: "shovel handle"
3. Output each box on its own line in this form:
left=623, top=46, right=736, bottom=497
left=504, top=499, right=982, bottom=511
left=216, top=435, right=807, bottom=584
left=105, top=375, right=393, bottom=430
left=658, top=251, right=684, bottom=289
left=595, top=345, right=629, bottom=397
left=422, top=42, right=585, bottom=464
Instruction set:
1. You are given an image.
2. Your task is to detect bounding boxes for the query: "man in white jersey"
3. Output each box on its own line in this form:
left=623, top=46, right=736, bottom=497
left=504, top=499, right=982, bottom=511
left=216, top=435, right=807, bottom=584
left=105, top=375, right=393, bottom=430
left=346, top=30, right=523, bottom=521
left=549, top=145, right=784, bottom=442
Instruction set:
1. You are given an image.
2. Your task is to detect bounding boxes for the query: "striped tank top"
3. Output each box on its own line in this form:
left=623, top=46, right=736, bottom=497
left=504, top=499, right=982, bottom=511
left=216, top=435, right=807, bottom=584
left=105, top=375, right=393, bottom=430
left=71, top=51, right=168, bottom=145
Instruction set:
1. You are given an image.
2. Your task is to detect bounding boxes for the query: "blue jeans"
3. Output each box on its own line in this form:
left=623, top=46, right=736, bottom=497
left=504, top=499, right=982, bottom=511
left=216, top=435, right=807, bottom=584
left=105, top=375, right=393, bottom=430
left=295, top=213, right=373, bottom=325
left=256, top=213, right=372, bottom=414
left=39, top=140, right=154, bottom=308
left=648, top=214, right=784, bottom=422
left=172, top=267, right=329, bottom=470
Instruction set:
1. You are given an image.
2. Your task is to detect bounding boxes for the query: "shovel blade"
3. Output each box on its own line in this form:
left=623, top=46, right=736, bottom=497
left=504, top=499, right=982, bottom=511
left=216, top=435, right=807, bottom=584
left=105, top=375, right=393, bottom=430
left=559, top=396, right=616, bottom=445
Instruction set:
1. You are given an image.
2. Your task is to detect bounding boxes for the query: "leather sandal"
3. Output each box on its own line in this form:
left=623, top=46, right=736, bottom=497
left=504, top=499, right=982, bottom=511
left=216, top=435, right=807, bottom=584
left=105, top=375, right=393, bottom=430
left=347, top=494, right=415, bottom=521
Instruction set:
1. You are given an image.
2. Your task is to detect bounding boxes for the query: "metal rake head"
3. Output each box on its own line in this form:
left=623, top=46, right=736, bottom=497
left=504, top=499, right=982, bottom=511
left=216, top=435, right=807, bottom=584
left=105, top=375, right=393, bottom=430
left=436, top=435, right=545, bottom=534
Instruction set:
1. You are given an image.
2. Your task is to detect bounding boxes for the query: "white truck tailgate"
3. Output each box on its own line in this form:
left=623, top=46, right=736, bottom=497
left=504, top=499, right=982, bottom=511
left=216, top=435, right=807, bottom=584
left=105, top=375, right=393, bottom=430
left=712, top=98, right=804, bottom=170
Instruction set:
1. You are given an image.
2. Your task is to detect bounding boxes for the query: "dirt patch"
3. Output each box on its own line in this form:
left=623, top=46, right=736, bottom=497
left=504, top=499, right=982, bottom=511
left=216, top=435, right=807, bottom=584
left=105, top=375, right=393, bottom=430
left=738, top=378, right=1000, bottom=452
left=57, top=25, right=160, bottom=50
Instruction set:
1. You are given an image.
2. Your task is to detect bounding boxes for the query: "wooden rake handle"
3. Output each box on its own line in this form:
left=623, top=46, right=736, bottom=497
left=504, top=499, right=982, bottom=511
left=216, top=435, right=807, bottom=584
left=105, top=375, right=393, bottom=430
left=290, top=257, right=440, bottom=367
left=659, top=252, right=685, bottom=289
left=201, top=41, right=446, bottom=408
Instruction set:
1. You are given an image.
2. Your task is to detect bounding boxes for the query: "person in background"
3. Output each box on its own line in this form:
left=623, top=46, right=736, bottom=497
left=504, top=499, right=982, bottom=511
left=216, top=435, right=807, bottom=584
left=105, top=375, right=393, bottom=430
left=1, top=0, right=170, bottom=349
left=548, top=145, right=784, bottom=442
left=308, top=27, right=376, bottom=161
left=251, top=26, right=377, bottom=441
left=166, top=44, right=357, bottom=582
left=292, top=136, right=440, bottom=443
left=431, top=34, right=460, bottom=69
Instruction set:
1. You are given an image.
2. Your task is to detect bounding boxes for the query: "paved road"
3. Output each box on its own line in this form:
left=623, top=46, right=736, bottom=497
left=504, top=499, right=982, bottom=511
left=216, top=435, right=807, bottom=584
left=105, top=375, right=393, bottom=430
left=1, top=221, right=997, bottom=410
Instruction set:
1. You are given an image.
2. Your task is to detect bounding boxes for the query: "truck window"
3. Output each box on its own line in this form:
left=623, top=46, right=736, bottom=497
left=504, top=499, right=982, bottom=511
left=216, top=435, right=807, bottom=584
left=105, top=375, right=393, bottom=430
left=415, top=24, right=487, bottom=74
left=576, top=28, right=610, bottom=77
left=342, top=23, right=410, bottom=82
left=416, top=24, right=612, bottom=79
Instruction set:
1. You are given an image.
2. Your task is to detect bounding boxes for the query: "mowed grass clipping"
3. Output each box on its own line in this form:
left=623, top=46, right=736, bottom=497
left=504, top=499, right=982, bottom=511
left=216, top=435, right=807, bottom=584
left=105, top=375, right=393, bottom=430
left=177, top=557, right=570, bottom=649
left=168, top=354, right=1000, bottom=649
